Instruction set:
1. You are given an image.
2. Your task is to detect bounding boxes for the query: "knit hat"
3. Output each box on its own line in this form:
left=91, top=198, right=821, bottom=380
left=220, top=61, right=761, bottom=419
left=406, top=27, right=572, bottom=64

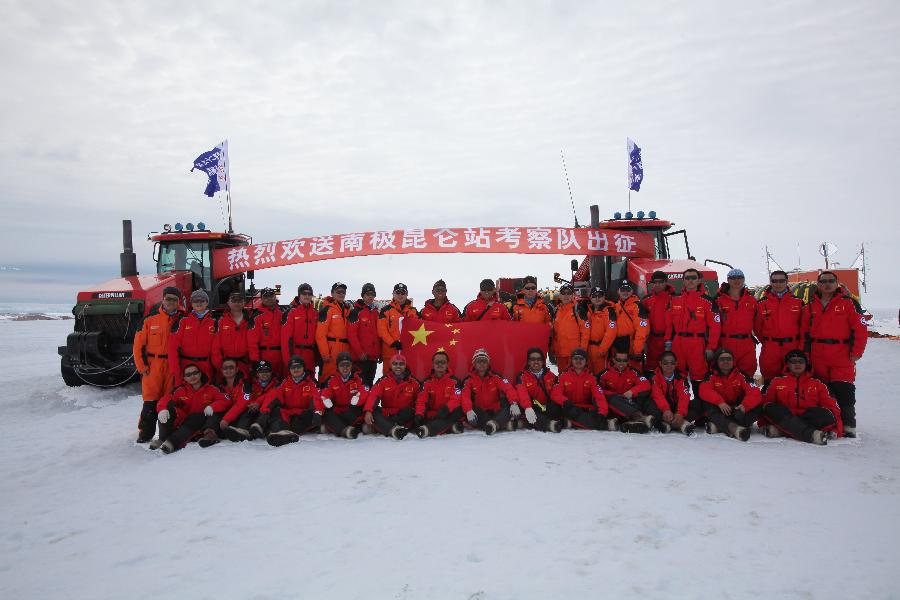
left=336, top=352, right=353, bottom=366
left=471, top=348, right=490, bottom=363
left=298, top=283, right=313, bottom=295
left=255, top=360, right=273, bottom=373
left=331, top=282, right=347, bottom=292
left=190, top=289, right=209, bottom=303
left=726, top=268, right=745, bottom=279
left=479, top=278, right=496, bottom=291
left=393, top=283, right=408, bottom=294
left=571, top=348, right=588, bottom=360
left=784, top=349, right=808, bottom=365
left=559, top=284, right=574, bottom=294
left=390, top=353, right=407, bottom=365
left=361, top=282, right=376, bottom=296
left=163, top=286, right=182, bottom=298
left=260, top=287, right=277, bottom=297
left=432, top=279, right=447, bottom=291
left=522, top=275, right=537, bottom=286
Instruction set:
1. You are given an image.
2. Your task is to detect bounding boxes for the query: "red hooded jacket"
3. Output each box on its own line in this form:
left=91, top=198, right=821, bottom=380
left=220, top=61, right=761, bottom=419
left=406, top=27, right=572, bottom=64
left=716, top=284, right=758, bottom=338
left=763, top=370, right=843, bottom=435
left=463, top=295, right=512, bottom=321
left=641, top=284, right=676, bottom=337
left=262, top=373, right=323, bottom=418
left=416, top=373, right=462, bottom=418
left=419, top=300, right=462, bottom=323
left=222, top=375, right=281, bottom=423
left=699, top=369, right=762, bottom=410
left=551, top=368, right=608, bottom=415
left=365, top=372, right=421, bottom=415
left=754, top=287, right=803, bottom=343
left=212, top=311, right=252, bottom=370
left=168, top=311, right=217, bottom=381
left=280, top=300, right=319, bottom=366
left=801, top=288, right=868, bottom=361
left=515, top=368, right=558, bottom=411
left=665, top=289, right=721, bottom=349
left=320, top=372, right=369, bottom=414
left=597, top=367, right=652, bottom=396
left=157, top=380, right=227, bottom=416
left=248, top=305, right=285, bottom=361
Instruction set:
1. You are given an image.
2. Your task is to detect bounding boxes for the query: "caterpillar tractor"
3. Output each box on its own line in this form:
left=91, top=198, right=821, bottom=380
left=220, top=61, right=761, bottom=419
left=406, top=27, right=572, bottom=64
left=58, top=220, right=253, bottom=386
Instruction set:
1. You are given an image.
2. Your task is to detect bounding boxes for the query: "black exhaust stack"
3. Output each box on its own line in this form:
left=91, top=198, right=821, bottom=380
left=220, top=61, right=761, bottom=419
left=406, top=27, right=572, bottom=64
left=120, top=219, right=138, bottom=278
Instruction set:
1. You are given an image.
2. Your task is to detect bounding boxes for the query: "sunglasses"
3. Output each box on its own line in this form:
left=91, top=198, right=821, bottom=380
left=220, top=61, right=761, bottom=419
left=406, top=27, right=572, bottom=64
left=717, top=356, right=734, bottom=362
left=770, top=278, right=788, bottom=284
left=184, top=370, right=202, bottom=377
left=395, top=291, right=408, bottom=295
left=787, top=358, right=807, bottom=365
left=432, top=358, right=449, bottom=364
left=683, top=275, right=699, bottom=280
left=660, top=360, right=677, bottom=366
left=818, top=279, right=837, bottom=284
left=528, top=356, right=543, bottom=361
left=163, top=295, right=180, bottom=302
left=560, top=290, right=573, bottom=295
left=523, top=286, right=537, bottom=291
left=650, top=280, right=666, bottom=284
left=300, top=291, right=313, bottom=296
left=613, top=358, right=629, bottom=363
left=221, top=365, right=237, bottom=370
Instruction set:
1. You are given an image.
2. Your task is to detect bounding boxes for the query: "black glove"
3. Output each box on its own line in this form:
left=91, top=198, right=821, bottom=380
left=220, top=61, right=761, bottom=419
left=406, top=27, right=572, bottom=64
left=311, top=412, right=323, bottom=427
left=414, top=415, right=424, bottom=427
left=391, top=341, right=402, bottom=351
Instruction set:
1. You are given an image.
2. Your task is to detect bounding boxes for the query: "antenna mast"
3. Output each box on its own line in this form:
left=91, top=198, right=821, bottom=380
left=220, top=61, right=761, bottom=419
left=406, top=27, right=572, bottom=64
left=560, top=150, right=580, bottom=227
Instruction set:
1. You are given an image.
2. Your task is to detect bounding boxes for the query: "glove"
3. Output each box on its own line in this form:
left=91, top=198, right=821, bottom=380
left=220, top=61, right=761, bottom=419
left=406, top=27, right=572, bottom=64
left=466, top=410, right=477, bottom=424
left=414, top=414, right=424, bottom=427
left=204, top=405, right=214, bottom=417
left=312, top=412, right=323, bottom=427
left=390, top=341, right=402, bottom=350
left=323, top=397, right=334, bottom=409
left=158, top=409, right=170, bottom=424
left=350, top=392, right=360, bottom=406
left=524, top=407, right=537, bottom=425
left=664, top=340, right=672, bottom=351
left=509, top=403, right=521, bottom=419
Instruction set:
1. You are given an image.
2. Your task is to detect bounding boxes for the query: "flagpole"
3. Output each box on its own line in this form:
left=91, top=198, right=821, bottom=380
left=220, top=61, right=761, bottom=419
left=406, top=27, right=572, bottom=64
left=227, top=188, right=233, bottom=233
left=628, top=190, right=631, bottom=213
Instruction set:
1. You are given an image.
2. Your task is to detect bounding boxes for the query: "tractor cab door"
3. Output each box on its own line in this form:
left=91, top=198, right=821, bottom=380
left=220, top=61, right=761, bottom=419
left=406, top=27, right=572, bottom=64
left=158, top=241, right=212, bottom=292
left=209, top=238, right=249, bottom=306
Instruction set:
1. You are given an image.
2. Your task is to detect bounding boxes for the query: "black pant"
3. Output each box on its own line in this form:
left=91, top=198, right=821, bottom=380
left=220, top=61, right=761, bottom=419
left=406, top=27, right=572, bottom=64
left=372, top=406, right=415, bottom=435
left=607, top=393, right=645, bottom=419
left=827, top=381, right=856, bottom=427
left=356, top=360, right=378, bottom=387
left=633, top=394, right=663, bottom=421
left=529, top=401, right=563, bottom=431
left=203, top=412, right=225, bottom=435
left=705, top=404, right=762, bottom=433
left=562, top=402, right=607, bottom=430
left=269, top=407, right=320, bottom=434
left=323, top=406, right=363, bottom=436
left=472, top=404, right=511, bottom=430
left=763, top=403, right=836, bottom=442
left=160, top=412, right=207, bottom=448
left=138, top=400, right=158, bottom=440
left=421, top=406, right=464, bottom=436
left=231, top=407, right=261, bottom=430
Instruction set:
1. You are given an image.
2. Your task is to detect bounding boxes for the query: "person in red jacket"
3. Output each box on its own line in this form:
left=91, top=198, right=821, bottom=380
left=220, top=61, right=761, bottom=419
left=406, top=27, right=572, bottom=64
left=582, top=287, right=617, bottom=374
left=515, top=348, right=562, bottom=432
left=698, top=348, right=763, bottom=441
left=512, top=276, right=554, bottom=325
left=194, top=357, right=244, bottom=447
left=641, top=271, right=675, bottom=375
left=364, top=353, right=420, bottom=439
left=248, top=287, right=285, bottom=378
left=413, top=351, right=465, bottom=438
left=801, top=271, right=868, bottom=437
left=459, top=348, right=519, bottom=435
left=348, top=282, right=380, bottom=386
left=220, top=359, right=279, bottom=442
left=646, top=351, right=695, bottom=435
left=419, top=279, right=462, bottom=323
left=665, top=268, right=721, bottom=412
left=263, top=356, right=323, bottom=447
left=761, top=350, right=840, bottom=445
left=212, top=291, right=253, bottom=381
left=320, top=352, right=367, bottom=439
left=281, top=283, right=319, bottom=374
left=316, top=282, right=352, bottom=381
left=754, top=271, right=804, bottom=384
left=463, top=279, right=512, bottom=321
left=377, top=283, right=419, bottom=375
left=152, top=363, right=228, bottom=454
left=168, top=289, right=218, bottom=386
left=611, top=281, right=650, bottom=371
left=596, top=350, right=654, bottom=433
left=551, top=284, right=589, bottom=372
left=551, top=349, right=614, bottom=431
left=715, top=269, right=759, bottom=378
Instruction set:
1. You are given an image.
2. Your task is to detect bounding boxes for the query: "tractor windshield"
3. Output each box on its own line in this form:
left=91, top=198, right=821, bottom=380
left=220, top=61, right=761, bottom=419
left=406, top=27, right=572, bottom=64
left=158, top=241, right=211, bottom=289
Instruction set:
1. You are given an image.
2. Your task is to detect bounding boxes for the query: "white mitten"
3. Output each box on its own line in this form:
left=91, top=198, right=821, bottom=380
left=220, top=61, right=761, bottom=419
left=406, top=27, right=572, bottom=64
left=509, top=404, right=521, bottom=419
left=350, top=392, right=360, bottom=406
left=203, top=405, right=214, bottom=417
left=466, top=410, right=477, bottom=424
left=524, top=407, right=537, bottom=425
left=323, top=397, right=334, bottom=409
left=158, top=409, right=170, bottom=424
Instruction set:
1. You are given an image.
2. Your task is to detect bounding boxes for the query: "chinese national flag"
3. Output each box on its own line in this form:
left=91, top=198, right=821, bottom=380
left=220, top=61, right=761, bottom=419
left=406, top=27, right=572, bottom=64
left=400, top=317, right=551, bottom=381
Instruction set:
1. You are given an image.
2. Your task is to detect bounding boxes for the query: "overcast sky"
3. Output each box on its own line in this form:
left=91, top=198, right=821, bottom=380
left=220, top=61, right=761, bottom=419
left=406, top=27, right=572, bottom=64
left=1, top=0, right=897, bottom=309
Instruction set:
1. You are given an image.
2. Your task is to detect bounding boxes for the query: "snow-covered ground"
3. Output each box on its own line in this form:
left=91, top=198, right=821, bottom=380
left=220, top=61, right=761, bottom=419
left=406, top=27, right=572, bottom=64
left=1, top=320, right=899, bottom=599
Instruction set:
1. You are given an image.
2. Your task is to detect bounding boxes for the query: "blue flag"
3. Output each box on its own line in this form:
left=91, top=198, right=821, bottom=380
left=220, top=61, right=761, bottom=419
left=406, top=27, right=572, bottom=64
left=627, top=137, right=643, bottom=192
left=191, top=140, right=229, bottom=197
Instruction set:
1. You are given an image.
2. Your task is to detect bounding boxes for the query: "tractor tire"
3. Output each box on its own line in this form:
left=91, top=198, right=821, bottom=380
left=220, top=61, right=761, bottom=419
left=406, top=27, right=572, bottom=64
left=60, top=356, right=83, bottom=387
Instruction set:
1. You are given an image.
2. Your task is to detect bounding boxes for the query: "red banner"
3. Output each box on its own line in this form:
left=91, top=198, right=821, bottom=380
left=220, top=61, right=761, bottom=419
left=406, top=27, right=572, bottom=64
left=399, top=317, right=551, bottom=382
left=212, top=226, right=654, bottom=278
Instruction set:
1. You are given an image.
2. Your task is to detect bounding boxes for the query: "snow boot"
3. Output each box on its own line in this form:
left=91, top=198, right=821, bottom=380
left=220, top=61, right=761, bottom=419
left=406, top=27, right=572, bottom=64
left=811, top=430, right=828, bottom=446
left=160, top=440, right=176, bottom=454
left=198, top=429, right=220, bottom=448
left=732, top=425, right=750, bottom=442
left=706, top=422, right=719, bottom=435
left=548, top=420, right=562, bottom=433
left=149, top=438, right=165, bottom=450
left=657, top=421, right=672, bottom=434
left=636, top=413, right=655, bottom=429
left=267, top=430, right=299, bottom=447
left=361, top=423, right=375, bottom=435
left=606, top=418, right=619, bottom=432
left=249, top=423, right=265, bottom=439
left=843, top=425, right=857, bottom=438
left=506, top=420, right=517, bottom=432
left=136, top=435, right=153, bottom=444
left=621, top=420, right=649, bottom=434
left=415, top=425, right=429, bottom=439
left=484, top=420, right=499, bottom=436
left=390, top=425, right=409, bottom=440
left=451, top=422, right=465, bottom=434
left=563, top=419, right=573, bottom=429
left=765, top=425, right=783, bottom=438
left=224, top=426, right=250, bottom=442
left=680, top=422, right=695, bottom=436
left=341, top=425, right=360, bottom=440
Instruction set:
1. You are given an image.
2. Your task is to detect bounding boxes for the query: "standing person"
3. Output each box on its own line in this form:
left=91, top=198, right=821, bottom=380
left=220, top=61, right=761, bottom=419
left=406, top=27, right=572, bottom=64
left=645, top=351, right=696, bottom=435
left=220, top=359, right=280, bottom=442
left=761, top=350, right=840, bottom=445
left=801, top=271, right=868, bottom=438
left=320, top=352, right=367, bottom=439
left=715, top=269, right=759, bottom=378
left=463, top=279, right=512, bottom=321
left=459, top=349, right=520, bottom=435
left=596, top=350, right=654, bottom=433
left=551, top=349, right=615, bottom=431
left=133, top=286, right=183, bottom=443
left=263, top=356, right=323, bottom=447
left=551, top=284, right=589, bottom=372
left=168, top=289, right=218, bottom=386
left=364, top=354, right=420, bottom=439
left=512, top=276, right=554, bottom=324
left=641, top=271, right=676, bottom=374
left=316, top=282, right=352, bottom=381
left=612, top=281, right=650, bottom=372
left=153, top=363, right=228, bottom=454
left=414, top=351, right=465, bottom=438
left=698, top=348, right=762, bottom=442
left=514, top=348, right=563, bottom=432
left=419, top=279, right=462, bottom=323
left=582, top=287, right=617, bottom=374
left=665, top=268, right=721, bottom=407
left=212, top=291, right=253, bottom=381
left=754, top=270, right=803, bottom=385
left=376, top=283, right=418, bottom=375
left=281, top=283, right=319, bottom=373
left=248, top=287, right=285, bottom=378
left=348, top=282, right=380, bottom=386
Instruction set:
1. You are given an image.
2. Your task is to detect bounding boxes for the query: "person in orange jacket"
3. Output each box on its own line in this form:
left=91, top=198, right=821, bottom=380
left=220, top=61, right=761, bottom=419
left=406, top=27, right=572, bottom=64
left=754, top=271, right=803, bottom=384
left=168, top=289, right=218, bottom=386
left=512, top=276, right=554, bottom=324
left=611, top=280, right=650, bottom=371
left=316, top=282, right=352, bottom=381
left=641, top=271, right=676, bottom=375
left=761, top=350, right=840, bottom=445
left=715, top=269, right=759, bottom=378
left=801, top=271, right=868, bottom=437
left=377, top=283, right=418, bottom=374
left=281, top=283, right=319, bottom=373
left=133, top=286, right=184, bottom=443
left=582, top=287, right=617, bottom=374
left=463, top=279, right=512, bottom=321
left=698, top=348, right=762, bottom=441
left=419, top=279, right=462, bottom=323
left=348, top=282, right=380, bottom=386
left=551, top=284, right=589, bottom=372
left=248, top=287, right=285, bottom=378
left=211, top=291, right=253, bottom=381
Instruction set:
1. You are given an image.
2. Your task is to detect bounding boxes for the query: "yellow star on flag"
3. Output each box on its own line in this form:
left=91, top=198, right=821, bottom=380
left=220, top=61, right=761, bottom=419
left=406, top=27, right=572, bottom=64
left=449, top=339, right=458, bottom=346
left=452, top=328, right=461, bottom=334
left=409, top=323, right=435, bottom=347
left=436, top=346, right=446, bottom=352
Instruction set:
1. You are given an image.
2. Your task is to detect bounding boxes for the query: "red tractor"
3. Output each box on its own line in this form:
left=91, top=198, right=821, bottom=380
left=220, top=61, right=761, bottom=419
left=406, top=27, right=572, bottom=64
left=58, top=220, right=253, bottom=386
